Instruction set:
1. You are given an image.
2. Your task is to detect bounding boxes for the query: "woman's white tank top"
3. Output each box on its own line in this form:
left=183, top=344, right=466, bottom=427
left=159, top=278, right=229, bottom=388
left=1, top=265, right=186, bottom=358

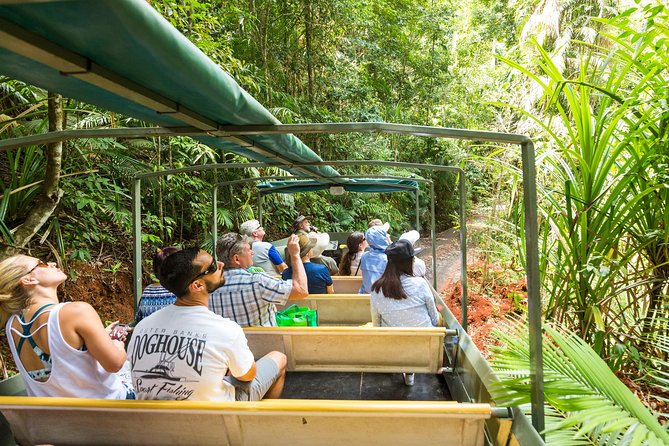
left=6, top=302, right=126, bottom=399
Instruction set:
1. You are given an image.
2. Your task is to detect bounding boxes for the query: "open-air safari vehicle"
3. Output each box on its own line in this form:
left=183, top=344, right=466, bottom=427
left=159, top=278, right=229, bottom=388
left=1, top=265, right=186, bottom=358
left=0, top=1, right=546, bottom=444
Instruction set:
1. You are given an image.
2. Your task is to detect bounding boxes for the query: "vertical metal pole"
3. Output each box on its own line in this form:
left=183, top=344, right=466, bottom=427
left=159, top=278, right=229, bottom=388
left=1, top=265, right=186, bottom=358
left=212, top=182, right=218, bottom=257
left=521, top=140, right=545, bottom=438
left=132, top=178, right=142, bottom=312
left=430, top=182, right=437, bottom=290
left=459, top=171, right=468, bottom=333
left=415, top=187, right=420, bottom=231
left=258, top=192, right=264, bottom=227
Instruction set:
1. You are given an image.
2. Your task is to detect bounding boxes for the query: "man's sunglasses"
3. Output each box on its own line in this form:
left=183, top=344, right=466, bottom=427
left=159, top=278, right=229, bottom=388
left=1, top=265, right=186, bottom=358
left=188, top=258, right=218, bottom=285
left=26, top=260, right=48, bottom=275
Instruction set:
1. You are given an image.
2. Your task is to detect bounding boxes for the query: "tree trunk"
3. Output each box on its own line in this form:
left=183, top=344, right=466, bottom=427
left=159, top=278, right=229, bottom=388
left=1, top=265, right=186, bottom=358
left=304, top=0, right=314, bottom=103
left=10, top=92, right=64, bottom=249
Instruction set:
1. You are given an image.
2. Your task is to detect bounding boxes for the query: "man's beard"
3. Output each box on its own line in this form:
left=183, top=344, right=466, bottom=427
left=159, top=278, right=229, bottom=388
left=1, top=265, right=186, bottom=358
left=206, top=274, right=225, bottom=293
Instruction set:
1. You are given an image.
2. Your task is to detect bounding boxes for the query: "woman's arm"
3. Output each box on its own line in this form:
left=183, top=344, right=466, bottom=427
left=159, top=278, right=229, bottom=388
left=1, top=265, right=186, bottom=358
left=370, top=293, right=381, bottom=326
left=326, top=284, right=334, bottom=294
left=61, top=302, right=127, bottom=372
left=421, top=282, right=440, bottom=326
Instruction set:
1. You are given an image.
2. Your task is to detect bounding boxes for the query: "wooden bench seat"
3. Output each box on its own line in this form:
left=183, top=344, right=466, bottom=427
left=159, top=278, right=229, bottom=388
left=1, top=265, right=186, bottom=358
left=331, top=275, right=362, bottom=293
left=277, top=293, right=371, bottom=325
left=244, top=326, right=451, bottom=373
left=0, top=396, right=490, bottom=446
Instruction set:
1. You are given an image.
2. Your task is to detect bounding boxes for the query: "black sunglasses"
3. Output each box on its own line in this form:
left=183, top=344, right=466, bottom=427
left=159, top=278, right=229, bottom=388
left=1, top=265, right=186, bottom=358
left=188, top=257, right=218, bottom=285
left=26, top=259, right=48, bottom=275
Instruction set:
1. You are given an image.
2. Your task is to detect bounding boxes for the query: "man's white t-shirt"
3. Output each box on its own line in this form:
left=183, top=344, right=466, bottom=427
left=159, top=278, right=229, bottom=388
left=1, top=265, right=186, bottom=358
left=128, top=305, right=254, bottom=401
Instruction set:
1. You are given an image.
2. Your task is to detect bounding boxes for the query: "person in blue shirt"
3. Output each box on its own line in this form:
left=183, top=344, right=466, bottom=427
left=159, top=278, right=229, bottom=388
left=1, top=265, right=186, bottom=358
left=359, top=224, right=390, bottom=293
left=282, top=234, right=334, bottom=294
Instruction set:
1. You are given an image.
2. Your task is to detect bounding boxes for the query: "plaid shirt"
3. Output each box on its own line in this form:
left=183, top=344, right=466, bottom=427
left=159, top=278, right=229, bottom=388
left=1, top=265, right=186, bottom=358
left=208, top=268, right=292, bottom=327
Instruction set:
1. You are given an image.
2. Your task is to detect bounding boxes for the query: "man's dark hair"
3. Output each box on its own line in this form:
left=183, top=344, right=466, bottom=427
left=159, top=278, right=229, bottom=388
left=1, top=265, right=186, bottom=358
left=152, top=246, right=181, bottom=280
left=216, top=233, right=247, bottom=268
left=370, top=257, right=414, bottom=300
left=159, top=247, right=201, bottom=297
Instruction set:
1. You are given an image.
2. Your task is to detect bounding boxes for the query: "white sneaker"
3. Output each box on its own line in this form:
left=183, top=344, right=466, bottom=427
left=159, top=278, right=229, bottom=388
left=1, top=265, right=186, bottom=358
left=403, top=373, right=415, bottom=386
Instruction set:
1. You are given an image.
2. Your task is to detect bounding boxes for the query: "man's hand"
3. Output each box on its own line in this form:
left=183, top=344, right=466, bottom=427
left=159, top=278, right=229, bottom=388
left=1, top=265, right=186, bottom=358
left=286, top=234, right=300, bottom=257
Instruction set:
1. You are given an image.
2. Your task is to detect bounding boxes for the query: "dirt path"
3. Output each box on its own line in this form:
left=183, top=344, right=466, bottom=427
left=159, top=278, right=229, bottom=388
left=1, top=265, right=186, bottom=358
left=421, top=215, right=485, bottom=291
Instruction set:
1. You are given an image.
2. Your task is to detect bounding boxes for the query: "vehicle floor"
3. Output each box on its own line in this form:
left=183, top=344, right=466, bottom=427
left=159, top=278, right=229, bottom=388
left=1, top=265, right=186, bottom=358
left=281, top=371, right=452, bottom=400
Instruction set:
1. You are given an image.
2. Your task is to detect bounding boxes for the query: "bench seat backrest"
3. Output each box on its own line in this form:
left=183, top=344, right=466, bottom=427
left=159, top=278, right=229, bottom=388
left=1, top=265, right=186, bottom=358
left=277, top=293, right=371, bottom=326
left=331, top=275, right=363, bottom=293
left=244, top=326, right=447, bottom=373
left=0, top=397, right=490, bottom=446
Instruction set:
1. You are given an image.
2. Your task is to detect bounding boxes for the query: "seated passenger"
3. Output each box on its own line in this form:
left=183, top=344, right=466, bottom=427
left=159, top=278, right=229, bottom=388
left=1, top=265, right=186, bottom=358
left=398, top=230, right=426, bottom=277
left=338, top=231, right=367, bottom=276
left=240, top=219, right=287, bottom=274
left=369, top=240, right=440, bottom=386
left=359, top=224, right=390, bottom=293
left=368, top=219, right=392, bottom=243
left=135, top=246, right=180, bottom=323
left=128, top=248, right=287, bottom=401
left=292, top=214, right=318, bottom=236
left=209, top=233, right=308, bottom=326
left=310, top=233, right=338, bottom=276
left=0, top=255, right=133, bottom=399
left=282, top=234, right=334, bottom=294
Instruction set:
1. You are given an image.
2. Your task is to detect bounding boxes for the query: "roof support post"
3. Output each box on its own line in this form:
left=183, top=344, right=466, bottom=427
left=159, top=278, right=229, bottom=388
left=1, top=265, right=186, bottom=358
left=521, top=139, right=545, bottom=438
left=459, top=171, right=468, bottom=333
left=132, top=178, right=142, bottom=309
left=258, top=193, right=264, bottom=227
left=430, top=182, right=437, bottom=290
left=415, top=188, right=420, bottom=231
left=212, top=179, right=218, bottom=260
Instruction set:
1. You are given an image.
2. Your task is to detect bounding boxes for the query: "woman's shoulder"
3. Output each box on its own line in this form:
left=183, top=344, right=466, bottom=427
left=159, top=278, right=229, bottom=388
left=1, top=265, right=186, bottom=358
left=58, top=301, right=96, bottom=318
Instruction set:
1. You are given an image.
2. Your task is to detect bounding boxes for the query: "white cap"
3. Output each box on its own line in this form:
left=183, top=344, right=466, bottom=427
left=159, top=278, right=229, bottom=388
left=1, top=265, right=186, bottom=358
left=399, top=230, right=420, bottom=245
left=310, top=232, right=330, bottom=257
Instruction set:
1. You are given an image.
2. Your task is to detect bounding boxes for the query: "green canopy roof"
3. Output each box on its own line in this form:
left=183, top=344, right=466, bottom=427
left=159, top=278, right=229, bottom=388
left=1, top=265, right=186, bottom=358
left=257, top=179, right=420, bottom=194
left=0, top=0, right=339, bottom=178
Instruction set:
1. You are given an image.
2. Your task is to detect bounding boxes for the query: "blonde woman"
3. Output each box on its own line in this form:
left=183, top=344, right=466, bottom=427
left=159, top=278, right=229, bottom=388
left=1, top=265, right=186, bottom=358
left=0, top=255, right=133, bottom=398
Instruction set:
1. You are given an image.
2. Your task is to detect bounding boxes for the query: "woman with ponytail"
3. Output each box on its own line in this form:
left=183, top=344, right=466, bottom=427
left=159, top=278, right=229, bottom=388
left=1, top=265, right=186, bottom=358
left=369, top=240, right=440, bottom=386
left=338, top=232, right=367, bottom=276
left=0, top=255, right=133, bottom=398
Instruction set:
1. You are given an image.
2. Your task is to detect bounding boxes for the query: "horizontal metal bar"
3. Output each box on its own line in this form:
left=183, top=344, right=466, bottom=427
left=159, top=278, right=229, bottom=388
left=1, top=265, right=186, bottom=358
left=0, top=127, right=202, bottom=152
left=134, top=160, right=462, bottom=180
left=216, top=174, right=431, bottom=188
left=215, top=123, right=531, bottom=144
left=491, top=407, right=513, bottom=419
left=259, top=181, right=418, bottom=195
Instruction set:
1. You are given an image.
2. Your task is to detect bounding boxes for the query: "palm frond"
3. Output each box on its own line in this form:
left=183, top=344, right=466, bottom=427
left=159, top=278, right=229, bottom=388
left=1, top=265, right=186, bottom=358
left=491, top=320, right=669, bottom=445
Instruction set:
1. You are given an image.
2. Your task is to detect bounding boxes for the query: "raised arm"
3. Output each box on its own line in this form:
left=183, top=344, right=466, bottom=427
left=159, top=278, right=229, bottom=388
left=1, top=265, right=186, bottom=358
left=286, top=235, right=309, bottom=299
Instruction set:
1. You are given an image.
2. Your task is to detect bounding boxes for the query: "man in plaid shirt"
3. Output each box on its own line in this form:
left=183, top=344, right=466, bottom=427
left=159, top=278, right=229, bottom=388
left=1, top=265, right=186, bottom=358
left=209, top=233, right=308, bottom=326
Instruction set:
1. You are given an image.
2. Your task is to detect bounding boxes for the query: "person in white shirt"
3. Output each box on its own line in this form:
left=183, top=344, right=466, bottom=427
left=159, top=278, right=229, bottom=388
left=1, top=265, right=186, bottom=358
left=399, top=230, right=426, bottom=277
left=128, top=247, right=287, bottom=401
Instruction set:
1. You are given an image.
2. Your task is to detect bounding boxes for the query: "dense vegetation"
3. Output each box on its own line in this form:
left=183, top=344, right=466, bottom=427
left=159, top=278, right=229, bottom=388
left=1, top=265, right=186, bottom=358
left=1, top=0, right=668, bottom=442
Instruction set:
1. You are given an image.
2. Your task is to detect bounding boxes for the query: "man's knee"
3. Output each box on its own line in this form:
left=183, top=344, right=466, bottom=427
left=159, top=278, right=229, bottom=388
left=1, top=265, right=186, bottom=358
left=265, top=351, right=287, bottom=372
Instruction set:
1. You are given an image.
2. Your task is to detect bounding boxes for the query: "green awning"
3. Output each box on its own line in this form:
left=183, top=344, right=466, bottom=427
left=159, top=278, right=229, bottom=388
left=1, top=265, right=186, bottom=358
left=257, top=179, right=420, bottom=194
left=0, top=0, right=337, bottom=179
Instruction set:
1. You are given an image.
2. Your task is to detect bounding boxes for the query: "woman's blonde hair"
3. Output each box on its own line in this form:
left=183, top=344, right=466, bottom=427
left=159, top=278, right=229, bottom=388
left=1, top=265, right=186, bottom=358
left=0, top=255, right=33, bottom=324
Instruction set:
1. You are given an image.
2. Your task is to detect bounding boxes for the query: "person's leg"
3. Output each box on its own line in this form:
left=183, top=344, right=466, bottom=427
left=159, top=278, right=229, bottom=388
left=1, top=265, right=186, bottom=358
left=230, top=351, right=286, bottom=401
left=262, top=351, right=287, bottom=398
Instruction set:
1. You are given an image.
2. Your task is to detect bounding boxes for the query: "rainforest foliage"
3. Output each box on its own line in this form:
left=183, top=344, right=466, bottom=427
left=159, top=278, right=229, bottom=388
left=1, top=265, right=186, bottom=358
left=1, top=0, right=668, bottom=440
